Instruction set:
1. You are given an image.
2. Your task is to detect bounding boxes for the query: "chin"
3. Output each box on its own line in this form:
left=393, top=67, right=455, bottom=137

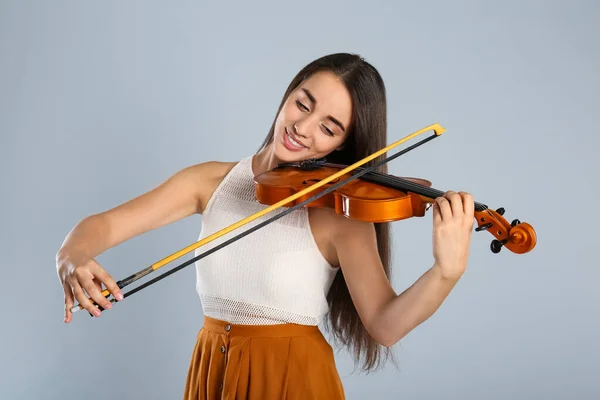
left=273, top=142, right=310, bottom=163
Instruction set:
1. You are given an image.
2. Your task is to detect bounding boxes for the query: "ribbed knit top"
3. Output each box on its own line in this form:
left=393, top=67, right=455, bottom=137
left=194, top=155, right=339, bottom=326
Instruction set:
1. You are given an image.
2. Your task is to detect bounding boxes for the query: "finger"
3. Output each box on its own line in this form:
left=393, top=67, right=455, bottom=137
left=459, top=192, right=475, bottom=228
left=92, top=278, right=106, bottom=305
left=432, top=200, right=442, bottom=224
left=63, top=282, right=75, bottom=323
left=70, top=277, right=101, bottom=317
left=445, top=191, right=464, bottom=217
left=435, top=196, right=452, bottom=220
left=80, top=275, right=112, bottom=311
left=89, top=261, right=123, bottom=302
left=74, top=266, right=111, bottom=310
left=92, top=277, right=102, bottom=293
left=459, top=191, right=475, bottom=218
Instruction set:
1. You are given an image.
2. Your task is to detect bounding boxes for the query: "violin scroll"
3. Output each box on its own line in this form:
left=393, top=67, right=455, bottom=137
left=474, top=207, right=536, bottom=254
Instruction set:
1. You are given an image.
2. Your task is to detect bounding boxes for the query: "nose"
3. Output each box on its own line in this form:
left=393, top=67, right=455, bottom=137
left=293, top=119, right=313, bottom=139
left=293, top=123, right=307, bottom=138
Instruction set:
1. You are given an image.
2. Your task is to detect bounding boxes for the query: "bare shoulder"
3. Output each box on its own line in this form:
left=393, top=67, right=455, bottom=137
left=150, top=159, right=237, bottom=214
left=191, top=160, right=237, bottom=213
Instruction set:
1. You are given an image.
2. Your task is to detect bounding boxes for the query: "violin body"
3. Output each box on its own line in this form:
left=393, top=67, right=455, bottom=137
left=254, top=160, right=536, bottom=255
left=254, top=164, right=434, bottom=223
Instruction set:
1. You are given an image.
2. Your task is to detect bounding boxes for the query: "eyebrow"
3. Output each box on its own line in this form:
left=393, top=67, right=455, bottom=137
left=301, top=88, right=346, bottom=132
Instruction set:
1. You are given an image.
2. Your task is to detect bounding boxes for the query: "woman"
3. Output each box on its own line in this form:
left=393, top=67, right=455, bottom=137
left=56, top=53, right=474, bottom=399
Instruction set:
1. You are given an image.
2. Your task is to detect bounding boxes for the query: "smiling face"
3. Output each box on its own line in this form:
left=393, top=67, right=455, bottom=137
left=271, top=71, right=353, bottom=162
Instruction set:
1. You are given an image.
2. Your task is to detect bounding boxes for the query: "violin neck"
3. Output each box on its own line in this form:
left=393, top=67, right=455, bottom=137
left=359, top=169, right=488, bottom=212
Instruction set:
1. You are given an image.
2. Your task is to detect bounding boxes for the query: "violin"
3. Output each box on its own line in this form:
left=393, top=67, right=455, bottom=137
left=254, top=160, right=536, bottom=254
left=69, top=123, right=536, bottom=316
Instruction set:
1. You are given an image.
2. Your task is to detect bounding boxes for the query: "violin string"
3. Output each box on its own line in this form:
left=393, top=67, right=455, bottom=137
left=358, top=169, right=489, bottom=212
left=314, top=161, right=488, bottom=211
left=107, top=132, right=442, bottom=308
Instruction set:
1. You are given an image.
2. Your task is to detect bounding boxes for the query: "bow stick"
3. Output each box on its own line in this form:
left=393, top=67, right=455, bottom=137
left=70, top=123, right=445, bottom=315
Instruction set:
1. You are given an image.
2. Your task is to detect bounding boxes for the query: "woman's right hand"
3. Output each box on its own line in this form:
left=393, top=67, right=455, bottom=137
left=57, top=254, right=123, bottom=322
left=55, top=161, right=224, bottom=323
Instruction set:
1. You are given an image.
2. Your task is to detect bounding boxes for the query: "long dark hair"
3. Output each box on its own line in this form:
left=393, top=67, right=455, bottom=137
left=257, top=53, right=394, bottom=372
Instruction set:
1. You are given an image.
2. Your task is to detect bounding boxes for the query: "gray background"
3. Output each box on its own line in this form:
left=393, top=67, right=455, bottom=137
left=1, top=1, right=598, bottom=399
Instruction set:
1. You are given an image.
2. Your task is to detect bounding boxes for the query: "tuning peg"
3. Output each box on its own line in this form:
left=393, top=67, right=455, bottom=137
left=511, top=219, right=520, bottom=226
left=495, top=207, right=505, bottom=215
left=490, top=239, right=508, bottom=253
left=475, top=222, right=493, bottom=232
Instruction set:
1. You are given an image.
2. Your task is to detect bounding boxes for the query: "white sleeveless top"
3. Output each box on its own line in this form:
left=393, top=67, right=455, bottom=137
left=194, top=155, right=339, bottom=326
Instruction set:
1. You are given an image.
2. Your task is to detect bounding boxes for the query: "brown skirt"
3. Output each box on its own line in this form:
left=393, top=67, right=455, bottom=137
left=183, top=316, right=345, bottom=399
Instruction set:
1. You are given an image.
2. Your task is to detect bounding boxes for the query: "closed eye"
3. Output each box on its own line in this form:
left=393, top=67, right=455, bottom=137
left=296, top=100, right=309, bottom=111
left=321, top=124, right=334, bottom=136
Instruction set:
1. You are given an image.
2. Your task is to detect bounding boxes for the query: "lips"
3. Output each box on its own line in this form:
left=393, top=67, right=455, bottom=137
left=283, top=127, right=308, bottom=150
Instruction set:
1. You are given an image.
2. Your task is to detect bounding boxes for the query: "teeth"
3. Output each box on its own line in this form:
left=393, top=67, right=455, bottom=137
left=287, top=131, right=304, bottom=148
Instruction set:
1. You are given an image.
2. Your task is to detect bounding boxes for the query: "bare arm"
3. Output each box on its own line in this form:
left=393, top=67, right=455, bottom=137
left=331, top=191, right=474, bottom=347
left=56, top=161, right=234, bottom=322
left=364, top=262, right=459, bottom=346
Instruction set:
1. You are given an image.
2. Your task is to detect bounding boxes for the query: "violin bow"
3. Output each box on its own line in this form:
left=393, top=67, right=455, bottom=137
left=70, top=123, right=445, bottom=315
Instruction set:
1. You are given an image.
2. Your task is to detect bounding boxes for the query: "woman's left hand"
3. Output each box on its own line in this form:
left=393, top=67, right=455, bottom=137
left=431, top=190, right=475, bottom=281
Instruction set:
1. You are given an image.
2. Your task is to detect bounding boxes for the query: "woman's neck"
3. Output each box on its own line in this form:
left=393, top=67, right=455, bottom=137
left=251, top=144, right=282, bottom=176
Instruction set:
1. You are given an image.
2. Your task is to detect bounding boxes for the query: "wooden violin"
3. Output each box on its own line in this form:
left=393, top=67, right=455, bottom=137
left=254, top=160, right=536, bottom=254
left=69, top=123, right=536, bottom=316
